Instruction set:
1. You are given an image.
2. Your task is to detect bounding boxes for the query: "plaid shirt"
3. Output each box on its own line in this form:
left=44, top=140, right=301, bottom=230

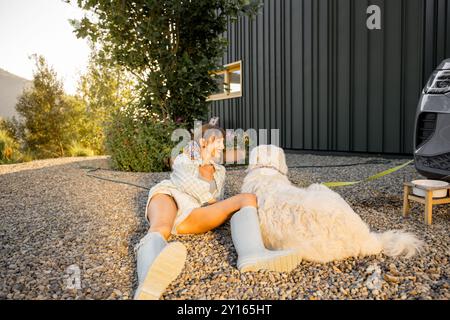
left=170, top=154, right=226, bottom=205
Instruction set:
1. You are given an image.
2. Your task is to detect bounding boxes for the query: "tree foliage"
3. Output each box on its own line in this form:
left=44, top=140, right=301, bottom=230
left=76, top=46, right=137, bottom=154
left=15, top=55, right=85, bottom=158
left=70, top=0, right=261, bottom=127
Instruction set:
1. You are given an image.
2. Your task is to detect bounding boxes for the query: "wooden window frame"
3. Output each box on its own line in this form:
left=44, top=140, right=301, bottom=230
left=207, top=60, right=242, bottom=101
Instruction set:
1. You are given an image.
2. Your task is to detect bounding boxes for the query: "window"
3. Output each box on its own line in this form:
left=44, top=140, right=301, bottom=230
left=207, top=60, right=242, bottom=101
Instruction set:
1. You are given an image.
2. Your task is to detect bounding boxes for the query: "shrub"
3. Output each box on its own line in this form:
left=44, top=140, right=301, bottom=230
left=68, top=142, right=95, bottom=157
left=0, top=117, right=21, bottom=142
left=18, top=151, right=33, bottom=163
left=0, top=129, right=21, bottom=164
left=105, top=105, right=178, bottom=172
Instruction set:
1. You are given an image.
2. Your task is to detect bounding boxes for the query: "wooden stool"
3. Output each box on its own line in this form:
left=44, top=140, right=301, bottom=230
left=403, top=182, right=450, bottom=225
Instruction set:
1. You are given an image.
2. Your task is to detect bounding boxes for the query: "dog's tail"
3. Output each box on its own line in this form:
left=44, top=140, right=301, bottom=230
left=376, top=230, right=423, bottom=258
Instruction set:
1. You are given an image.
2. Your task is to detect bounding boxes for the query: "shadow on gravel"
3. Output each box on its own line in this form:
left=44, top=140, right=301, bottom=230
left=359, top=194, right=403, bottom=209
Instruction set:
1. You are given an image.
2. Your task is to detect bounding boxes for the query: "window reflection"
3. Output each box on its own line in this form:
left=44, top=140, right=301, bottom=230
left=208, top=61, right=242, bottom=101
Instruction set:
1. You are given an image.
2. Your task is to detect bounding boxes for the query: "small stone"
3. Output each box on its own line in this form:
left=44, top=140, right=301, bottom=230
left=388, top=264, right=400, bottom=276
left=404, top=276, right=416, bottom=281
left=340, top=288, right=348, bottom=295
left=333, top=266, right=342, bottom=273
left=383, top=274, right=400, bottom=284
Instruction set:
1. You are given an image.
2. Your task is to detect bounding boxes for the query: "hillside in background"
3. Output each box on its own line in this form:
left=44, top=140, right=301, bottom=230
left=0, top=68, right=31, bottom=119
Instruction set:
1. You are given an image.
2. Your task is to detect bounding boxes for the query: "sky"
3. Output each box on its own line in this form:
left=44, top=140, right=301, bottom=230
left=0, top=0, right=91, bottom=94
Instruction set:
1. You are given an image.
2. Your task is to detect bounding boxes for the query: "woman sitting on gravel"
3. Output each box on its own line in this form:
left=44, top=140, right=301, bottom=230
left=134, top=123, right=301, bottom=300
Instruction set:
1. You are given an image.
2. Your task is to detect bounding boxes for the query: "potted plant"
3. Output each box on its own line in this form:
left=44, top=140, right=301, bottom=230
left=223, top=131, right=250, bottom=165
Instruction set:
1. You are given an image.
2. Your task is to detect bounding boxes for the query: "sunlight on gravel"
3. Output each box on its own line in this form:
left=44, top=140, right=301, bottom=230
left=0, top=154, right=448, bottom=300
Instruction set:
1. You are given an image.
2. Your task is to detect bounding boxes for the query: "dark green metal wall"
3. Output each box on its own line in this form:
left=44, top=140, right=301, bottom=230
left=209, top=0, right=450, bottom=154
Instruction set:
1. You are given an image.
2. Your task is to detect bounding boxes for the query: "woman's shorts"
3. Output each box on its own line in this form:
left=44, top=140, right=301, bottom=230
left=145, top=179, right=202, bottom=235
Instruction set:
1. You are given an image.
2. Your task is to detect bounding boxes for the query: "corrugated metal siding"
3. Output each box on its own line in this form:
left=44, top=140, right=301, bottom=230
left=209, top=0, right=450, bottom=154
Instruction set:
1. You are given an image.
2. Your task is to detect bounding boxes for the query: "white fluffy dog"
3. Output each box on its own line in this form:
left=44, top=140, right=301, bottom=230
left=242, top=145, right=423, bottom=263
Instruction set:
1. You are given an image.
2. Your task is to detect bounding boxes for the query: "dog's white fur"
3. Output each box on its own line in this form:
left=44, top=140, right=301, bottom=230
left=242, top=145, right=423, bottom=263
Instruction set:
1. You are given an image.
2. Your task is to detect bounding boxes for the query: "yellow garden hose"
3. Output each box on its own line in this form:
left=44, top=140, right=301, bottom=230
left=322, top=159, right=414, bottom=188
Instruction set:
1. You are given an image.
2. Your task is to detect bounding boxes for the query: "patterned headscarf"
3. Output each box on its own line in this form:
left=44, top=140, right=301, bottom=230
left=183, top=118, right=221, bottom=165
left=182, top=140, right=217, bottom=166
left=183, top=140, right=202, bottom=162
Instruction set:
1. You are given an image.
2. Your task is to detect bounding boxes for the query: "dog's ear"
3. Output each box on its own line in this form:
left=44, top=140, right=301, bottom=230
left=266, top=145, right=288, bottom=175
left=246, top=145, right=261, bottom=172
left=277, top=147, right=288, bottom=175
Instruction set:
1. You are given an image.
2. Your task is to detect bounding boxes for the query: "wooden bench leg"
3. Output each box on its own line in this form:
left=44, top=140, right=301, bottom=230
left=425, top=190, right=433, bottom=225
left=403, top=185, right=410, bottom=217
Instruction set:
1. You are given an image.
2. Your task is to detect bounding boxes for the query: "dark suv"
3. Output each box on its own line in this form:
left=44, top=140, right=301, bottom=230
left=414, top=58, right=450, bottom=182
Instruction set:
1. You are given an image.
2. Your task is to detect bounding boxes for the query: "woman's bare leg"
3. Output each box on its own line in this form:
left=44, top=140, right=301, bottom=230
left=175, top=193, right=257, bottom=235
left=146, top=193, right=178, bottom=240
left=135, top=193, right=186, bottom=300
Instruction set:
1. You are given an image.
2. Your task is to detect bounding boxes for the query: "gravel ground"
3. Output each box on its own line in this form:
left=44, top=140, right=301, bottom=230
left=0, top=154, right=448, bottom=300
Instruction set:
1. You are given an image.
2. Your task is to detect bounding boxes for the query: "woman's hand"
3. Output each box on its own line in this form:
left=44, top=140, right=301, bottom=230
left=199, top=163, right=215, bottom=181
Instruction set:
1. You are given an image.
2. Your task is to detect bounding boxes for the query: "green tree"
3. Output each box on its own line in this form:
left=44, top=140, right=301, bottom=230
left=0, top=116, right=22, bottom=143
left=76, top=47, right=137, bottom=154
left=70, top=0, right=261, bottom=127
left=15, top=55, right=85, bottom=158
